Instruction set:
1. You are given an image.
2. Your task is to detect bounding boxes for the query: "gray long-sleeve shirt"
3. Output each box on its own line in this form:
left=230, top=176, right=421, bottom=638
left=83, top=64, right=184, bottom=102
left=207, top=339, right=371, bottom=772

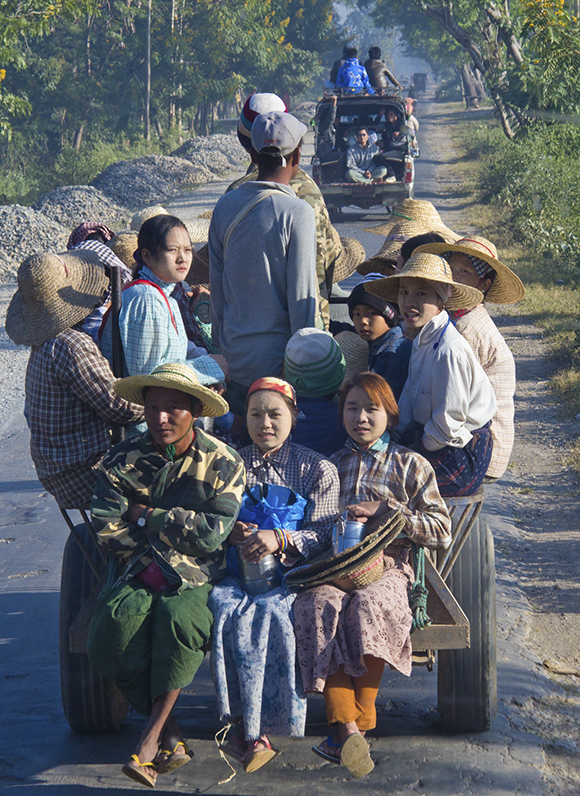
left=209, top=180, right=318, bottom=386
left=346, top=141, right=381, bottom=173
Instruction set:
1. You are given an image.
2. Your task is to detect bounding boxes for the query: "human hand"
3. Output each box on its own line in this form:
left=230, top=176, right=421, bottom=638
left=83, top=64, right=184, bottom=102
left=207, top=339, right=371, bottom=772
left=126, top=503, right=150, bottom=525
left=210, top=354, right=230, bottom=381
left=239, top=529, right=279, bottom=563
left=345, top=500, right=399, bottom=525
left=190, top=285, right=210, bottom=303
left=229, top=521, right=257, bottom=545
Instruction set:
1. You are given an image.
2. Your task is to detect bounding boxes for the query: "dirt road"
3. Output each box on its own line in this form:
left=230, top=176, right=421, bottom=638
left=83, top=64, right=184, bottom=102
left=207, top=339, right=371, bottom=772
left=0, top=94, right=578, bottom=794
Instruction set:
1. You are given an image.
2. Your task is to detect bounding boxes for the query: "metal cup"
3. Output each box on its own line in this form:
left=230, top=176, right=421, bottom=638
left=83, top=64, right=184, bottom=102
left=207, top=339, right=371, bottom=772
left=237, top=528, right=279, bottom=596
left=332, top=511, right=367, bottom=555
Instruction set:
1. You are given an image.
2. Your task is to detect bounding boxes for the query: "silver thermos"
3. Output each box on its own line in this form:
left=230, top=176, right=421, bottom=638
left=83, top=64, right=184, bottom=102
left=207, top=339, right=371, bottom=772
left=332, top=510, right=367, bottom=556
left=237, top=527, right=280, bottom=596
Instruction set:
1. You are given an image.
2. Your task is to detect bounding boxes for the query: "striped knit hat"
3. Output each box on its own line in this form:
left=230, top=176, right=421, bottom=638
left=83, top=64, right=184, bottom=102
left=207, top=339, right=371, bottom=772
left=237, top=93, right=287, bottom=152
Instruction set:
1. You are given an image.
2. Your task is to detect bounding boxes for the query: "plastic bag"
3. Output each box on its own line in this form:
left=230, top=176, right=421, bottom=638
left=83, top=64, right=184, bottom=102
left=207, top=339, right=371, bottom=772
left=226, top=484, right=307, bottom=577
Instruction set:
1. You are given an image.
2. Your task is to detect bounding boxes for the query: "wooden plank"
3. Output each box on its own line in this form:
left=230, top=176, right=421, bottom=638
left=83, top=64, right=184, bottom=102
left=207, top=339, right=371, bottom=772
left=411, top=556, right=470, bottom=652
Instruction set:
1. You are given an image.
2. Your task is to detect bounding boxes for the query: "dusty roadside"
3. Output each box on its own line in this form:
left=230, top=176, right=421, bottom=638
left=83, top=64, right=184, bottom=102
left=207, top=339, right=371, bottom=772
left=429, top=99, right=580, bottom=793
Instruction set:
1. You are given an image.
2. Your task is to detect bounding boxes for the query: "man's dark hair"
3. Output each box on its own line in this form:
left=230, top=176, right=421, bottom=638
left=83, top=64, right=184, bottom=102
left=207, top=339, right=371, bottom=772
left=356, top=126, right=368, bottom=135
left=401, top=232, right=446, bottom=265
left=255, top=141, right=302, bottom=175
left=137, top=214, right=189, bottom=258
left=368, top=46, right=381, bottom=60
left=345, top=46, right=358, bottom=58
left=342, top=43, right=352, bottom=55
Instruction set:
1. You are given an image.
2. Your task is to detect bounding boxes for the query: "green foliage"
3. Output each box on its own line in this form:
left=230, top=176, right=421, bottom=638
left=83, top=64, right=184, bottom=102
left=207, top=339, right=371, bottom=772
left=469, top=119, right=580, bottom=280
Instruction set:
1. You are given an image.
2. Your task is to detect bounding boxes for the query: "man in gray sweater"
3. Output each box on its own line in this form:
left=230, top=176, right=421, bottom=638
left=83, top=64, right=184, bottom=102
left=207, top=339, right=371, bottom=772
left=209, top=111, right=319, bottom=415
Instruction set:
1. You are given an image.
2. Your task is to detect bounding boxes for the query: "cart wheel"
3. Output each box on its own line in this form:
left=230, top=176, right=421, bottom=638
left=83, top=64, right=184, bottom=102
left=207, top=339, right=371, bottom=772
left=437, top=517, right=497, bottom=733
left=59, top=525, right=129, bottom=733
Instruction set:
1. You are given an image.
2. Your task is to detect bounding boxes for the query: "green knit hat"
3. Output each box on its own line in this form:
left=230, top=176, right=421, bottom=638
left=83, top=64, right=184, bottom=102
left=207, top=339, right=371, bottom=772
left=284, top=328, right=346, bottom=398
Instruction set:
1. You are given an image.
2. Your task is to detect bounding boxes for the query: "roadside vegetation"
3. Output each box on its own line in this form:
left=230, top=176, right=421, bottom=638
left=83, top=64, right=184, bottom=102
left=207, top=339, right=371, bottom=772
left=446, top=106, right=580, bottom=466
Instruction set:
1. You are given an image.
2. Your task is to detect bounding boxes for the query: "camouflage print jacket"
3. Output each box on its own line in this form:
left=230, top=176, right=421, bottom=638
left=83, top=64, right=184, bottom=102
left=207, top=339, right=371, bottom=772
left=91, top=428, right=245, bottom=589
left=227, top=166, right=337, bottom=328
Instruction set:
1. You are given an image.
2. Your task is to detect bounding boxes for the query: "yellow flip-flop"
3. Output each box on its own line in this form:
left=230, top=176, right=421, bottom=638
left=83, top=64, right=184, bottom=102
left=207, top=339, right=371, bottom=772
left=155, top=741, right=193, bottom=774
left=122, top=754, right=157, bottom=788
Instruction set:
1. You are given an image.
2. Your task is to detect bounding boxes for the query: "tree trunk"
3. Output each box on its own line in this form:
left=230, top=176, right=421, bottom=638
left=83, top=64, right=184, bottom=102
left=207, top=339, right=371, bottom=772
left=460, top=64, right=479, bottom=109
left=73, top=125, right=85, bottom=151
left=145, top=0, right=151, bottom=140
left=473, top=69, right=487, bottom=99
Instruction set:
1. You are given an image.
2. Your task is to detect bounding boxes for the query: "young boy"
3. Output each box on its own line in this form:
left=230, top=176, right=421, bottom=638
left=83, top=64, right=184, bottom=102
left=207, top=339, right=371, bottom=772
left=347, top=274, right=412, bottom=401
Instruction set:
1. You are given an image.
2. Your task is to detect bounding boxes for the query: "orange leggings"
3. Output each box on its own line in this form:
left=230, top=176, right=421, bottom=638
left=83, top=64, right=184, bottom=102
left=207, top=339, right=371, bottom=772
left=323, top=656, right=385, bottom=731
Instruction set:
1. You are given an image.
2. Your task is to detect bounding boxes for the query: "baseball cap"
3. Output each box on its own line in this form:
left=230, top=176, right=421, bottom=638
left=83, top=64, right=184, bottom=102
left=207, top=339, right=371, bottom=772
left=251, top=112, right=307, bottom=166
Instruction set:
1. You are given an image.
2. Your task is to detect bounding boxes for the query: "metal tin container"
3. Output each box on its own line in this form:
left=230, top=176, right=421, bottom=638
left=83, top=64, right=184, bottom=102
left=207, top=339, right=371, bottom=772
left=332, top=511, right=367, bottom=556
left=237, top=547, right=279, bottom=596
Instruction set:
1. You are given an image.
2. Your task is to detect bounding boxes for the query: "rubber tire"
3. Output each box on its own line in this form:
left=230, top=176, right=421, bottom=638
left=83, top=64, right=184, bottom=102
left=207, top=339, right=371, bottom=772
left=437, top=517, right=497, bottom=733
left=59, top=525, right=129, bottom=733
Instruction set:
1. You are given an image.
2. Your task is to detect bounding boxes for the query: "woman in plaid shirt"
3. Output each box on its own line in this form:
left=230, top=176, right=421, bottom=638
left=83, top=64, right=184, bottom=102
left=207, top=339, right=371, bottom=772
left=294, top=372, right=451, bottom=778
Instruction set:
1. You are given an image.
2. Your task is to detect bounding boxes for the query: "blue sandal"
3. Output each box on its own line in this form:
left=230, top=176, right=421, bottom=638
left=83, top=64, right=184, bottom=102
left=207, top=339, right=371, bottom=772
left=312, top=735, right=341, bottom=764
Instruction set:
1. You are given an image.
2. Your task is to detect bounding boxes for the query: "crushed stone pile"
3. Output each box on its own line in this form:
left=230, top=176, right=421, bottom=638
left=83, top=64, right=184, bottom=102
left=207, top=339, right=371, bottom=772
left=291, top=101, right=317, bottom=124
left=34, top=185, right=130, bottom=231
left=92, top=155, right=212, bottom=209
left=172, top=133, right=249, bottom=173
left=0, top=205, right=69, bottom=283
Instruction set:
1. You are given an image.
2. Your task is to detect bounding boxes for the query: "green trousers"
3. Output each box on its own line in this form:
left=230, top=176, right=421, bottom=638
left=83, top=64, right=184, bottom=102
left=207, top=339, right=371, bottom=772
left=88, top=579, right=213, bottom=716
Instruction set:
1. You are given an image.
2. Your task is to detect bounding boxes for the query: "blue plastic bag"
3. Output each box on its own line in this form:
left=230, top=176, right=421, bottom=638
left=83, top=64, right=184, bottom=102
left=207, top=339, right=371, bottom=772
left=226, top=484, right=307, bottom=577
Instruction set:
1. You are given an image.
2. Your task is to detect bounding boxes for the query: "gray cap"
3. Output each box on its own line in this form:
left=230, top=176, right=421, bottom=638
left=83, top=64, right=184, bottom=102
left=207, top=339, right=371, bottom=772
left=251, top=111, right=307, bottom=163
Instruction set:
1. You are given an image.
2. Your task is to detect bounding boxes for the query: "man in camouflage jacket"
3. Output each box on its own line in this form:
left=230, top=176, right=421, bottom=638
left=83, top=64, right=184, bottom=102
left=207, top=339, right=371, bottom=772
left=87, top=363, right=245, bottom=785
left=90, top=426, right=245, bottom=589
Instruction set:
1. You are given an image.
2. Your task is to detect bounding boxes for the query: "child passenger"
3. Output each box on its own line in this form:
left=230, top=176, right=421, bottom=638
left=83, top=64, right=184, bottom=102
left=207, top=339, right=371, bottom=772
left=366, top=252, right=497, bottom=497
left=414, top=235, right=524, bottom=480
left=347, top=275, right=411, bottom=400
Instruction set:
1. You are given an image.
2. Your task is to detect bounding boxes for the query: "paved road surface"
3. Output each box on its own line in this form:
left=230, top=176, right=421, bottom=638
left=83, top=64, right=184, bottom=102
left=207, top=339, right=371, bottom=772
left=0, top=94, right=552, bottom=794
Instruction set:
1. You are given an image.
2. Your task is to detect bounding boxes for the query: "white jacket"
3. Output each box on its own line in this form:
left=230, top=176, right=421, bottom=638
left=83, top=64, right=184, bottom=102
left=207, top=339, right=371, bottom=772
left=398, top=310, right=497, bottom=451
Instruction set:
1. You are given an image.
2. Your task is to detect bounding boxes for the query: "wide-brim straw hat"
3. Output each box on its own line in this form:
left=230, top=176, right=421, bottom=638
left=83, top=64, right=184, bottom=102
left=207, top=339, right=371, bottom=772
left=106, top=231, right=139, bottom=272
left=198, top=209, right=213, bottom=221
left=331, top=227, right=366, bottom=283
left=185, top=218, right=211, bottom=244
left=186, top=244, right=210, bottom=289
left=413, top=235, right=525, bottom=305
left=130, top=205, right=169, bottom=231
left=284, top=511, right=405, bottom=592
left=357, top=218, right=460, bottom=277
left=334, top=331, right=368, bottom=386
left=6, top=250, right=109, bottom=347
left=366, top=252, right=484, bottom=312
left=113, top=362, right=228, bottom=418
left=363, top=199, right=444, bottom=236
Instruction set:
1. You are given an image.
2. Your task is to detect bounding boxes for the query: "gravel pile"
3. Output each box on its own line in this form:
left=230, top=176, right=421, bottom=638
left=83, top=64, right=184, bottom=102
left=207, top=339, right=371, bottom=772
left=0, top=205, right=69, bottom=283
left=92, top=155, right=212, bottom=209
left=34, top=185, right=129, bottom=230
left=172, top=133, right=249, bottom=173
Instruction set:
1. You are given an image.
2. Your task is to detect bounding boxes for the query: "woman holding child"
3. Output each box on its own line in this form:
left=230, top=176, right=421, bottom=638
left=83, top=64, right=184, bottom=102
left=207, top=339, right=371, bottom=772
left=209, top=377, right=340, bottom=773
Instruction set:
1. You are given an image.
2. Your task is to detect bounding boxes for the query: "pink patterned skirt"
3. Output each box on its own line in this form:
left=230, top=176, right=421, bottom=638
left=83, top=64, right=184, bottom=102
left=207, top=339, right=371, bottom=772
left=293, top=543, right=414, bottom=693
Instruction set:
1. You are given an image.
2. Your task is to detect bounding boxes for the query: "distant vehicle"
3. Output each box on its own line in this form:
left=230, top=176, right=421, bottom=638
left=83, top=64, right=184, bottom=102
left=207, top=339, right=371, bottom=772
left=413, top=72, right=427, bottom=93
left=311, top=92, right=416, bottom=216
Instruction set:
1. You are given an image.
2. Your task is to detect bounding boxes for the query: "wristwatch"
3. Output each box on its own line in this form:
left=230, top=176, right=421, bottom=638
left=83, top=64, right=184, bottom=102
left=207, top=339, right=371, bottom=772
left=136, top=507, right=150, bottom=528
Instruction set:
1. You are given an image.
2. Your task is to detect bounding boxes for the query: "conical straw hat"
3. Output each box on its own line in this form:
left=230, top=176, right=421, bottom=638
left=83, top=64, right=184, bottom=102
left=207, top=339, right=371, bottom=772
left=363, top=199, right=444, bottom=236
left=365, top=252, right=483, bottom=312
left=357, top=218, right=459, bottom=276
left=6, top=250, right=109, bottom=346
left=334, top=331, right=369, bottom=387
left=186, top=243, right=210, bottom=289
left=114, top=362, right=228, bottom=418
left=185, top=218, right=211, bottom=244
left=413, top=235, right=525, bottom=305
left=106, top=231, right=139, bottom=272
left=130, top=205, right=169, bottom=230
left=330, top=227, right=366, bottom=283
